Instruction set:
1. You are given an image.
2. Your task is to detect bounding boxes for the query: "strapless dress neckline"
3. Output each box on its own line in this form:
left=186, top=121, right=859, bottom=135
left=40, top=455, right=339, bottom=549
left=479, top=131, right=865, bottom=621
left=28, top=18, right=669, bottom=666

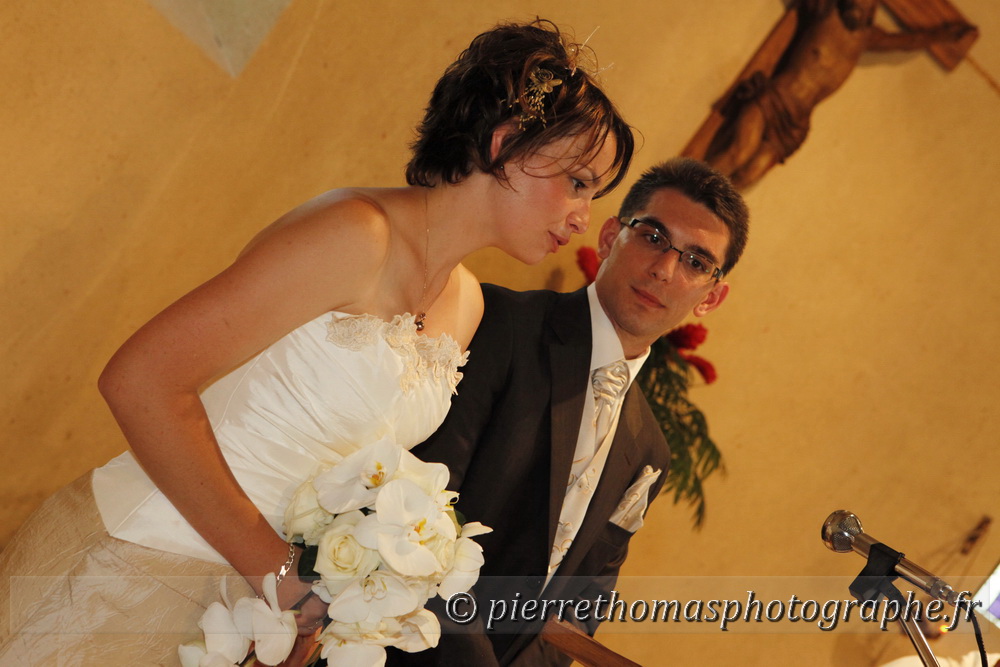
left=92, top=309, right=469, bottom=563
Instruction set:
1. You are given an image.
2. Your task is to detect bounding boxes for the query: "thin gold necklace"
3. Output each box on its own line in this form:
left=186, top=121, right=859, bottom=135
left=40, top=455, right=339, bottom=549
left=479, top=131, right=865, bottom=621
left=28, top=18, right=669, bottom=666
left=414, top=205, right=430, bottom=332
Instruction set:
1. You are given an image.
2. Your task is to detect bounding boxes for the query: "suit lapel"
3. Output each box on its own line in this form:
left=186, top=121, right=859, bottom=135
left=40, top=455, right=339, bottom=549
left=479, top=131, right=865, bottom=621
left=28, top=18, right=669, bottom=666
left=546, top=289, right=591, bottom=554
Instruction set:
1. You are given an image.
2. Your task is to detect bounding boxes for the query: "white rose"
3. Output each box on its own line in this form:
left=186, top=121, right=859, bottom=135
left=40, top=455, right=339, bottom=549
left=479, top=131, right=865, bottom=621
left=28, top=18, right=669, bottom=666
left=314, top=510, right=381, bottom=595
left=423, top=533, right=455, bottom=575
left=283, top=476, right=334, bottom=545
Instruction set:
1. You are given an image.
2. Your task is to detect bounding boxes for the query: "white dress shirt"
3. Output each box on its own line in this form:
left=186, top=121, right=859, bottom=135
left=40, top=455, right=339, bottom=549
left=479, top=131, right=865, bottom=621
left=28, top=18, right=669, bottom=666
left=546, top=284, right=649, bottom=583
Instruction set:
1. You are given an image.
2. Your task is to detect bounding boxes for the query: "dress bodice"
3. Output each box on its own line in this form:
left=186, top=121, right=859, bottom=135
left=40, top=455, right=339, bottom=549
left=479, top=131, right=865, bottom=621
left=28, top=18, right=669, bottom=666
left=92, top=311, right=467, bottom=563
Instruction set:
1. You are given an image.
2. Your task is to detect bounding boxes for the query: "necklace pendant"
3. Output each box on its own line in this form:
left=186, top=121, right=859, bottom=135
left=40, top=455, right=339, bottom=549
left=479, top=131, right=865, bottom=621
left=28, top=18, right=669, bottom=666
left=415, top=313, right=426, bottom=332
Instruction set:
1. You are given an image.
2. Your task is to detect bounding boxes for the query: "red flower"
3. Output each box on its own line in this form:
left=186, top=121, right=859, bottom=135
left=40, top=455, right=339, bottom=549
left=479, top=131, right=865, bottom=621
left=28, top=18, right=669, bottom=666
left=681, top=352, right=717, bottom=384
left=665, top=323, right=708, bottom=351
left=576, top=246, right=600, bottom=284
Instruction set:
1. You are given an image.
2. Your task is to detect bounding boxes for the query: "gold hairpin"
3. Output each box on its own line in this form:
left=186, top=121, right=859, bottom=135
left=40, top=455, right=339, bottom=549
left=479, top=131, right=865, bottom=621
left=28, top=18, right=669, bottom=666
left=516, top=67, right=563, bottom=130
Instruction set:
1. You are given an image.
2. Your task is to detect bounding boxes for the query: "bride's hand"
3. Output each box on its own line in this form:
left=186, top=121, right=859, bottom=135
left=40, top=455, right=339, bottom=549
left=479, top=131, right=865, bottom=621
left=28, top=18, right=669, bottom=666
left=275, top=579, right=326, bottom=667
left=289, top=586, right=328, bottom=636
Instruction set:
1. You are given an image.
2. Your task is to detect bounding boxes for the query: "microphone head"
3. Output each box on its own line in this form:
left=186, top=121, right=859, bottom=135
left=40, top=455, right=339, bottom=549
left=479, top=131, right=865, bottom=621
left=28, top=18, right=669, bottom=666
left=822, top=510, right=863, bottom=553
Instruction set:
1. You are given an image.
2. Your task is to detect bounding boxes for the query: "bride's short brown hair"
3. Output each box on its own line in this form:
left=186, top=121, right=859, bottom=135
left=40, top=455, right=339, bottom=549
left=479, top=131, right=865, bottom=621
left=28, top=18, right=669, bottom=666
left=405, top=19, right=634, bottom=199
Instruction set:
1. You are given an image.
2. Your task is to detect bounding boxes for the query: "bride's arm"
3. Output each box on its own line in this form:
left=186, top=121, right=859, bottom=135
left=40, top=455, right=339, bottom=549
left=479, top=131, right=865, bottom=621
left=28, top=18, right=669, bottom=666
left=97, top=195, right=389, bottom=615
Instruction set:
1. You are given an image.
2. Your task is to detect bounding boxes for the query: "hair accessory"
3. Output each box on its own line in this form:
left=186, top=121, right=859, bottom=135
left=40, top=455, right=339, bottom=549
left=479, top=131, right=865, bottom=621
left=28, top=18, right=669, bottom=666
left=516, top=67, right=563, bottom=130
left=569, top=26, right=601, bottom=76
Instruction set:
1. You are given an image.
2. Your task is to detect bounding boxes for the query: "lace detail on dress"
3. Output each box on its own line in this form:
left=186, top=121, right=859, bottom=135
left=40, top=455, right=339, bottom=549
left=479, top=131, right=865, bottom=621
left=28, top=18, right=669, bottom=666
left=324, top=314, right=384, bottom=351
left=326, top=313, right=468, bottom=394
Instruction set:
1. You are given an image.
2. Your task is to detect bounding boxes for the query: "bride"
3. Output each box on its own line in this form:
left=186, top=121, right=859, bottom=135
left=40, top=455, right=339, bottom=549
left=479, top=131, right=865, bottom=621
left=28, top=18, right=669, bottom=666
left=0, top=18, right=633, bottom=666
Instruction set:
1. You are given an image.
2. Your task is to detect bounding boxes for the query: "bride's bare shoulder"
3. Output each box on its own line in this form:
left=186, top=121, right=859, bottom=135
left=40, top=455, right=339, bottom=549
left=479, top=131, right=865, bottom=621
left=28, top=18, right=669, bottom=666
left=243, top=188, right=404, bottom=254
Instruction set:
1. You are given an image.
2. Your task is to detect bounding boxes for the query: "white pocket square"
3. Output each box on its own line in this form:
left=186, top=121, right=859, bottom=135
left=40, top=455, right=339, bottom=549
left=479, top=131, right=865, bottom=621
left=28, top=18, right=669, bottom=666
left=609, top=465, right=662, bottom=532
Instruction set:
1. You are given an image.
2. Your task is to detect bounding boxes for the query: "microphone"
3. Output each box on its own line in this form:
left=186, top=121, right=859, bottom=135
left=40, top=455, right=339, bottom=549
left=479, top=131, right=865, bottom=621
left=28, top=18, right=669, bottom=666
left=822, top=510, right=961, bottom=606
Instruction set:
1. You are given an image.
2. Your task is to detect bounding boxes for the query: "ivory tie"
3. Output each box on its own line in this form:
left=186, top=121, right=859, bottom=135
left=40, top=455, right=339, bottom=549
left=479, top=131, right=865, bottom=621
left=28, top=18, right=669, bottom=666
left=592, top=359, right=629, bottom=449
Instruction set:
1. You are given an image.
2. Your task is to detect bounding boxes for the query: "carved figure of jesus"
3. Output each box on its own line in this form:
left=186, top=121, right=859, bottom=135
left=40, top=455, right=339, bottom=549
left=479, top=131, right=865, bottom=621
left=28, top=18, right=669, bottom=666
left=706, top=0, right=971, bottom=188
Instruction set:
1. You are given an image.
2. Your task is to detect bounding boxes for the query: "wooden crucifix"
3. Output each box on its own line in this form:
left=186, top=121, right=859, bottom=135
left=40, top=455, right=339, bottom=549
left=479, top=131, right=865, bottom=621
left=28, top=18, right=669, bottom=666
left=682, top=0, right=978, bottom=189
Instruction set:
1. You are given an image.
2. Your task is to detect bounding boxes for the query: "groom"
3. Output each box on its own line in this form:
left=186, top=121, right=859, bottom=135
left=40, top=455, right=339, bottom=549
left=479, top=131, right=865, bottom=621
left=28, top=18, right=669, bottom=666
left=405, top=157, right=749, bottom=666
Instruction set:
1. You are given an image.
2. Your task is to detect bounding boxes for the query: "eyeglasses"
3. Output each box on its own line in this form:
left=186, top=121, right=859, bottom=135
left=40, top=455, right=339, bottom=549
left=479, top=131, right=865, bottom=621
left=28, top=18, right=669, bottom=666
left=620, top=218, right=724, bottom=282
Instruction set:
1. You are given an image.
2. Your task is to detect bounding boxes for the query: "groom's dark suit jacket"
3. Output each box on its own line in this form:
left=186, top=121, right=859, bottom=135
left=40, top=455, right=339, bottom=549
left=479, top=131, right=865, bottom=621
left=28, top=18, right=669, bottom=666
left=395, top=284, right=669, bottom=666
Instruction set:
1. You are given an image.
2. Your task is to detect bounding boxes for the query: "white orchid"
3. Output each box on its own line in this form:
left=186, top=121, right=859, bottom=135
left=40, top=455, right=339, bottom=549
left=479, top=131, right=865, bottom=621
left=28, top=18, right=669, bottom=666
left=314, top=438, right=402, bottom=513
left=438, top=521, right=492, bottom=599
left=313, top=510, right=381, bottom=595
left=437, top=489, right=460, bottom=512
left=392, top=448, right=450, bottom=499
left=355, top=479, right=456, bottom=577
left=326, top=569, right=421, bottom=624
left=394, top=608, right=442, bottom=653
left=318, top=617, right=401, bottom=666
left=178, top=580, right=251, bottom=667
left=232, top=573, right=298, bottom=666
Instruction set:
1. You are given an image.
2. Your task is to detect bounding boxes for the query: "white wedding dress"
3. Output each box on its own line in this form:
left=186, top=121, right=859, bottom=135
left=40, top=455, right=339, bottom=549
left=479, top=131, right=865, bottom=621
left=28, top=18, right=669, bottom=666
left=0, top=311, right=467, bottom=666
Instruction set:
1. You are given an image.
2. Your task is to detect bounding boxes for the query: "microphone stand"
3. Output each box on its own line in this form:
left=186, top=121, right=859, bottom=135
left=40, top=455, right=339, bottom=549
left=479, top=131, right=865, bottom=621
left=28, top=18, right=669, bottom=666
left=849, top=543, right=940, bottom=667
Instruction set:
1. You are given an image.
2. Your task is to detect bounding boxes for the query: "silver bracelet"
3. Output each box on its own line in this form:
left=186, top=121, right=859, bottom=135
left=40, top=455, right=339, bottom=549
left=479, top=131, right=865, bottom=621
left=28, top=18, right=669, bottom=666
left=274, top=542, right=296, bottom=590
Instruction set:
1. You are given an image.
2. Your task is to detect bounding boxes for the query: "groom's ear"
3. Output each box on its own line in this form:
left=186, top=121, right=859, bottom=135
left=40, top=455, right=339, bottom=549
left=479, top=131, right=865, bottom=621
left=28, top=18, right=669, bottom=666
left=693, top=281, right=729, bottom=317
left=597, top=217, right=622, bottom=259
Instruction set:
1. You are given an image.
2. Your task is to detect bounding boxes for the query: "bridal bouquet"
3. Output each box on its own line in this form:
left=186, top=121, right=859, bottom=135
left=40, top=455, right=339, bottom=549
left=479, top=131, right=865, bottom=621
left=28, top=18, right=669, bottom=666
left=179, top=437, right=491, bottom=667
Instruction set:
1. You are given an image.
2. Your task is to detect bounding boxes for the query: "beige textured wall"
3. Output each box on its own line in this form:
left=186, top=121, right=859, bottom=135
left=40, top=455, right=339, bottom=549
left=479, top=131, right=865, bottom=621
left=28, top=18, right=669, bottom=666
left=2, top=1, right=998, bottom=665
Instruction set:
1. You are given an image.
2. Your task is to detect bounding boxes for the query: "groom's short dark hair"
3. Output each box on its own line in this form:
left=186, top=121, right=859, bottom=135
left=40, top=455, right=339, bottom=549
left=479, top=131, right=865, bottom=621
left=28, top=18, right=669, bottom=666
left=618, top=157, right=749, bottom=275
